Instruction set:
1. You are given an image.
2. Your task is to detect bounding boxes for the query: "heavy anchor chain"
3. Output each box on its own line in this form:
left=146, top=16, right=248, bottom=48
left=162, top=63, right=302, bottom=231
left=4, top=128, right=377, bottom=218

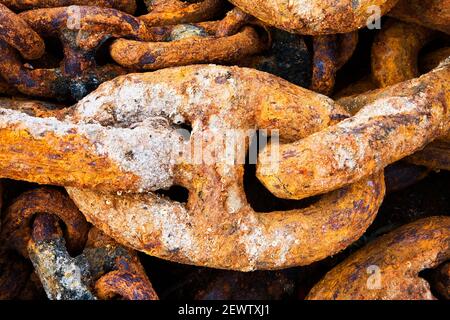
left=0, top=187, right=158, bottom=299
left=110, top=7, right=269, bottom=70
left=0, top=5, right=156, bottom=100
left=0, top=65, right=387, bottom=271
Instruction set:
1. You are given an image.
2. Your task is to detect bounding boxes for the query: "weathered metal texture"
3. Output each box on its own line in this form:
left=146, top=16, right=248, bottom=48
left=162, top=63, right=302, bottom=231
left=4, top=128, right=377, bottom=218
left=228, top=0, right=399, bottom=35
left=84, top=228, right=159, bottom=300
left=406, top=140, right=450, bottom=171
left=307, top=216, right=450, bottom=300
left=311, top=32, right=359, bottom=95
left=0, top=3, right=44, bottom=60
left=239, top=29, right=312, bottom=88
left=27, top=213, right=96, bottom=300
left=66, top=172, right=384, bottom=271
left=333, top=75, right=377, bottom=102
left=371, top=19, right=434, bottom=88
left=1, top=187, right=89, bottom=257
left=110, top=26, right=267, bottom=70
left=311, top=35, right=338, bottom=95
left=140, top=0, right=223, bottom=27
left=0, top=6, right=157, bottom=100
left=0, top=0, right=136, bottom=13
left=388, top=0, right=450, bottom=34
left=257, top=59, right=450, bottom=200
left=0, top=65, right=348, bottom=192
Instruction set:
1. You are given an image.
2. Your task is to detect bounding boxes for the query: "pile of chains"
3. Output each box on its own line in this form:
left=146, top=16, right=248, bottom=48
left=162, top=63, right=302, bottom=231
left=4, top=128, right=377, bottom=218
left=0, top=0, right=449, bottom=300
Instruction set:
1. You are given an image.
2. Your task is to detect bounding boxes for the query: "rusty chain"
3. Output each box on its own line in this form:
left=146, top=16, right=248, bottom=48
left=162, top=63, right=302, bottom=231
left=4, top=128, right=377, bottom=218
left=0, top=0, right=449, bottom=300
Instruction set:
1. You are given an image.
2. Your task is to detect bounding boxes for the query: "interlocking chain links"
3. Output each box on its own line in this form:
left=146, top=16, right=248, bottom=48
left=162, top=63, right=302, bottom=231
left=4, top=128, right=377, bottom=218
left=371, top=19, right=435, bottom=88
left=140, top=0, right=223, bottom=26
left=0, top=65, right=384, bottom=271
left=0, top=3, right=44, bottom=60
left=28, top=213, right=96, bottom=300
left=0, top=6, right=156, bottom=100
left=0, top=65, right=347, bottom=192
left=307, top=216, right=450, bottom=300
left=110, top=8, right=266, bottom=70
left=228, top=0, right=400, bottom=35
left=0, top=187, right=157, bottom=299
left=2, top=187, right=90, bottom=257
left=388, top=0, right=450, bottom=35
left=257, top=59, right=450, bottom=200
left=0, top=0, right=137, bottom=13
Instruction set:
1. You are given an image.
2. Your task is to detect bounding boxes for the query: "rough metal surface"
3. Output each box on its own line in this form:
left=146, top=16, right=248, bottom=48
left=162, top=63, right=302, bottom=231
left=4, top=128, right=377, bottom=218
left=257, top=60, right=450, bottom=200
left=229, top=0, right=400, bottom=35
left=307, top=216, right=450, bottom=300
left=388, top=0, right=450, bottom=34
left=0, top=65, right=347, bottom=192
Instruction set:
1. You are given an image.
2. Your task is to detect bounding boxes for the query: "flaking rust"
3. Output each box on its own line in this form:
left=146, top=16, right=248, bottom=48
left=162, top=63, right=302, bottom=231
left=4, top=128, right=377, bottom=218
left=0, top=64, right=385, bottom=271
left=0, top=65, right=347, bottom=192
left=0, top=6, right=158, bottom=100
left=257, top=59, right=450, bottom=200
left=307, top=216, right=450, bottom=300
left=0, top=0, right=137, bottom=13
left=371, top=19, right=434, bottom=88
left=228, top=0, right=400, bottom=35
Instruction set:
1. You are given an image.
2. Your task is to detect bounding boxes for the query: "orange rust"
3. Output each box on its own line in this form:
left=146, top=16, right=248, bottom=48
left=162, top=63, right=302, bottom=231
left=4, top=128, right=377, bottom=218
left=139, top=0, right=223, bottom=27
left=311, top=31, right=358, bottom=95
left=0, top=0, right=137, bottom=13
left=1, top=188, right=89, bottom=257
left=0, top=65, right=348, bottom=192
left=228, top=0, right=400, bottom=35
left=110, top=26, right=267, bottom=70
left=371, top=19, right=434, bottom=88
left=311, top=34, right=337, bottom=95
left=257, top=59, right=450, bottom=200
left=333, top=75, right=377, bottom=102
left=307, top=216, right=450, bottom=300
left=84, top=228, right=159, bottom=300
left=95, top=270, right=159, bottom=300
left=388, top=0, right=450, bottom=34
left=48, top=67, right=386, bottom=271
left=0, top=3, right=44, bottom=60
left=0, top=6, right=161, bottom=100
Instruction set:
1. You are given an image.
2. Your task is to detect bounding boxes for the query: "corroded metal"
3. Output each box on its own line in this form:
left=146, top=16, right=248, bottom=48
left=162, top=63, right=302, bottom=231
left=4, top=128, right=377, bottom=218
left=257, top=59, right=450, bottom=200
left=307, top=216, right=450, bottom=300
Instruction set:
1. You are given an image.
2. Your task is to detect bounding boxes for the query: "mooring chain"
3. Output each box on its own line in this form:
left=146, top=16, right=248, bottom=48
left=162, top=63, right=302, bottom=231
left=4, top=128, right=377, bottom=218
left=0, top=188, right=158, bottom=300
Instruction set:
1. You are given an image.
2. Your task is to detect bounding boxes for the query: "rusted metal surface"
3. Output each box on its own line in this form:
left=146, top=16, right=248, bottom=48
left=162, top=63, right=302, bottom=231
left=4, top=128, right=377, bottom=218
left=371, top=19, right=434, bottom=88
left=406, top=139, right=450, bottom=171
left=0, top=3, right=44, bottom=60
left=0, top=65, right=348, bottom=192
left=140, top=0, right=223, bottom=27
left=229, top=0, right=400, bottom=35
left=1, top=187, right=89, bottom=257
left=0, top=0, right=137, bottom=13
left=110, top=26, right=267, bottom=70
left=311, top=31, right=358, bottom=95
left=307, top=216, right=450, bottom=300
left=257, top=59, right=450, bottom=200
left=0, top=6, right=159, bottom=100
left=388, top=0, right=450, bottom=34
left=384, top=162, right=430, bottom=194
